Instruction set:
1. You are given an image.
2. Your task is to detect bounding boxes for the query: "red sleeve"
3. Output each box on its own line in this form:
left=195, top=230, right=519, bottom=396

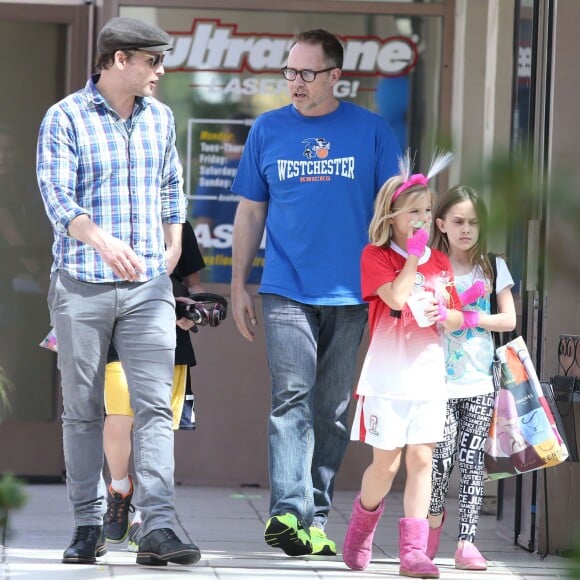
left=360, top=244, right=399, bottom=302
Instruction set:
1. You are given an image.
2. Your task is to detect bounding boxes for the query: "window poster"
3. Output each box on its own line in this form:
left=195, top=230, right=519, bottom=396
left=187, top=116, right=264, bottom=284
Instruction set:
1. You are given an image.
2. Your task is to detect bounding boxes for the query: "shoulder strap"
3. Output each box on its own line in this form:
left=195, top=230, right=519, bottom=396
left=489, top=252, right=497, bottom=315
left=488, top=252, right=501, bottom=349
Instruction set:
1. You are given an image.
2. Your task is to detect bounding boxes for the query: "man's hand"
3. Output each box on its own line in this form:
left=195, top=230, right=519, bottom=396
left=68, top=214, right=145, bottom=281
left=98, top=234, right=146, bottom=281
left=231, top=284, right=258, bottom=342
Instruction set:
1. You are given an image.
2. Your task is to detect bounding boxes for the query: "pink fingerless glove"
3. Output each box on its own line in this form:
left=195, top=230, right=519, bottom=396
left=407, top=228, right=429, bottom=257
left=459, top=280, right=486, bottom=306
left=461, top=310, right=480, bottom=330
left=437, top=301, right=448, bottom=321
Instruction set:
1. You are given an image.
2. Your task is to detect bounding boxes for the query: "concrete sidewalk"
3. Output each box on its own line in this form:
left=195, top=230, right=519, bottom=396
left=0, top=484, right=570, bottom=579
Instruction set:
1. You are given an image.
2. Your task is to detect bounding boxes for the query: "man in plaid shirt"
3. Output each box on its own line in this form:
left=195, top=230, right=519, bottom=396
left=36, top=17, right=200, bottom=567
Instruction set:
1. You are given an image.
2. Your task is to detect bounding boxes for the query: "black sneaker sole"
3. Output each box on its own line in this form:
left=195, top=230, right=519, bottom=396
left=265, top=518, right=312, bottom=556
left=312, top=545, right=337, bottom=556
left=136, top=547, right=201, bottom=566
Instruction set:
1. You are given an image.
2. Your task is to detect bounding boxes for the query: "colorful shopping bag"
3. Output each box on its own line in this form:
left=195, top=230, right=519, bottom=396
left=484, top=336, right=569, bottom=480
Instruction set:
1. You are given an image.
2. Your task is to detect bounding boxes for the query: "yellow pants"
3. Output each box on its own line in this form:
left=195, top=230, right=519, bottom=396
left=104, top=361, right=187, bottom=431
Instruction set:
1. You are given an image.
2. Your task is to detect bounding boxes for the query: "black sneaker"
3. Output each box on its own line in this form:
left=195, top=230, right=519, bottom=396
left=136, top=528, right=201, bottom=566
left=103, top=477, right=134, bottom=543
left=62, top=525, right=107, bottom=564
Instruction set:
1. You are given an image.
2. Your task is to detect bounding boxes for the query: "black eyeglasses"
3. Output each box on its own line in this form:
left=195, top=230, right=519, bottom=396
left=280, top=66, right=335, bottom=82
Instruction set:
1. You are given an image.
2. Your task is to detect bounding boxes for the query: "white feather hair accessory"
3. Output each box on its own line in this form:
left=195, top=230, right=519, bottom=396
left=393, top=149, right=454, bottom=201
left=426, top=150, right=454, bottom=180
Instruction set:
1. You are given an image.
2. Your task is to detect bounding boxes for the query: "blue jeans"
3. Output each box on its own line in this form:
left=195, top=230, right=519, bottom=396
left=48, top=271, right=177, bottom=535
left=262, top=294, right=367, bottom=529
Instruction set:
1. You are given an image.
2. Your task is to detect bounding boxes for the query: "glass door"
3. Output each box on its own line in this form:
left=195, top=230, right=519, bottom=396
left=0, top=3, right=91, bottom=480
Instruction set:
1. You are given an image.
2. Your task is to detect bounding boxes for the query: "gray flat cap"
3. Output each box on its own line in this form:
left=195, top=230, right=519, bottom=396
left=97, top=17, right=173, bottom=54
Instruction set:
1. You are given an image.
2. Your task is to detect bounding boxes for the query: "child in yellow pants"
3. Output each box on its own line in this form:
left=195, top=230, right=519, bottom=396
left=104, top=360, right=188, bottom=431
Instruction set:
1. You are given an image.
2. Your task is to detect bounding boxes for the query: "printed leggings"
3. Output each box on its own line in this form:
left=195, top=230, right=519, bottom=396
left=429, top=393, right=495, bottom=543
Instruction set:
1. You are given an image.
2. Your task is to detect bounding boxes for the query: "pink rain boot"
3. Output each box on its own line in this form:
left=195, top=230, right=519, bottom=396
left=399, top=518, right=440, bottom=578
left=342, top=493, right=384, bottom=571
left=426, top=511, right=445, bottom=560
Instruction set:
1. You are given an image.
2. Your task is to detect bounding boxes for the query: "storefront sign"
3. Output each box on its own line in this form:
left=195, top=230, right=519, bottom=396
left=164, top=19, right=418, bottom=79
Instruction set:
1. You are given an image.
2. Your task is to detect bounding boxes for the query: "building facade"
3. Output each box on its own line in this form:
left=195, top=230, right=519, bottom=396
left=0, top=0, right=578, bottom=556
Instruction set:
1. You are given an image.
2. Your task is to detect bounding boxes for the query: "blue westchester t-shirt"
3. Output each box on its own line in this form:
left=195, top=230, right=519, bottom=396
left=230, top=101, right=400, bottom=305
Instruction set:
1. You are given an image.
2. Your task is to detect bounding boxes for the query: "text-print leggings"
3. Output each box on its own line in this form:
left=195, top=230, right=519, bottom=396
left=429, top=393, right=495, bottom=543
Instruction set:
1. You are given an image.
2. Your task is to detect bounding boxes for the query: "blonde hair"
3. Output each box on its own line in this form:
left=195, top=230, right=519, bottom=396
left=369, top=175, right=436, bottom=247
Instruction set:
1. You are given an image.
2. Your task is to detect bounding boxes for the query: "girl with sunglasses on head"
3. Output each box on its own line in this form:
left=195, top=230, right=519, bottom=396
left=342, top=152, right=462, bottom=579
left=426, top=185, right=516, bottom=571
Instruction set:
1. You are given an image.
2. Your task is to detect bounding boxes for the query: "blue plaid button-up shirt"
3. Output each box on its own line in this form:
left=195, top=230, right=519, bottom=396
left=37, top=75, right=186, bottom=283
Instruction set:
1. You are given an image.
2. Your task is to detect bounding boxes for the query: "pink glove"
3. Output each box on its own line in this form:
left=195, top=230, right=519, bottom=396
left=461, top=310, right=480, bottom=330
left=437, top=301, right=448, bottom=322
left=459, top=280, right=486, bottom=306
left=407, top=228, right=429, bottom=257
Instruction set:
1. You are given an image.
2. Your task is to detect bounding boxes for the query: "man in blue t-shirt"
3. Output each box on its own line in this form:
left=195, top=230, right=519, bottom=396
left=230, top=29, right=401, bottom=558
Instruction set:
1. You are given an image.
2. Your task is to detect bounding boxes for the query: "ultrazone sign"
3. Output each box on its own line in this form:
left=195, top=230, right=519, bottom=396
left=164, top=19, right=419, bottom=97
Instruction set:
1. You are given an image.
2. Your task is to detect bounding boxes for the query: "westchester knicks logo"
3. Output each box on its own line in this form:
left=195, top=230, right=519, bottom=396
left=302, top=137, right=330, bottom=159
left=277, top=137, right=355, bottom=183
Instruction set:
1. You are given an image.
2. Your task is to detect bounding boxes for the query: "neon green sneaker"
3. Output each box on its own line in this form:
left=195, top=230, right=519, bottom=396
left=265, top=513, right=312, bottom=556
left=309, top=526, right=337, bottom=556
left=126, top=522, right=140, bottom=553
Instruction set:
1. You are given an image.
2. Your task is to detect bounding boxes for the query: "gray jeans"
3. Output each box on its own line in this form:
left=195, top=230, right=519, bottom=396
left=48, top=270, right=177, bottom=534
left=262, top=294, right=367, bottom=528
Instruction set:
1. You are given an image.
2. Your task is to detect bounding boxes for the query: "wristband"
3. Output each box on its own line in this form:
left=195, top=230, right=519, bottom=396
left=461, top=310, right=480, bottom=330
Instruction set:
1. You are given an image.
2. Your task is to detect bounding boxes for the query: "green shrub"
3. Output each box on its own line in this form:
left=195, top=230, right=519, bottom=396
left=0, top=473, right=27, bottom=547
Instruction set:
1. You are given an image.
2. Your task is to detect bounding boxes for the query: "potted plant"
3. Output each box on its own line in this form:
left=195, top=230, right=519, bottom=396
left=0, top=472, right=27, bottom=551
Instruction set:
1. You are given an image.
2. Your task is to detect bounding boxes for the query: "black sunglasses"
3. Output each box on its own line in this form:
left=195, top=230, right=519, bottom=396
left=124, top=50, right=165, bottom=69
left=141, top=52, right=165, bottom=69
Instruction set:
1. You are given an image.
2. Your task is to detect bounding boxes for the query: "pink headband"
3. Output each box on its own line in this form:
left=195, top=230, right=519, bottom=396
left=392, top=173, right=429, bottom=202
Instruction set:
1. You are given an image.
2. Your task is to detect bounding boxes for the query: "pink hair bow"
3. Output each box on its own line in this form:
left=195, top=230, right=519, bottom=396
left=393, top=173, right=429, bottom=201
